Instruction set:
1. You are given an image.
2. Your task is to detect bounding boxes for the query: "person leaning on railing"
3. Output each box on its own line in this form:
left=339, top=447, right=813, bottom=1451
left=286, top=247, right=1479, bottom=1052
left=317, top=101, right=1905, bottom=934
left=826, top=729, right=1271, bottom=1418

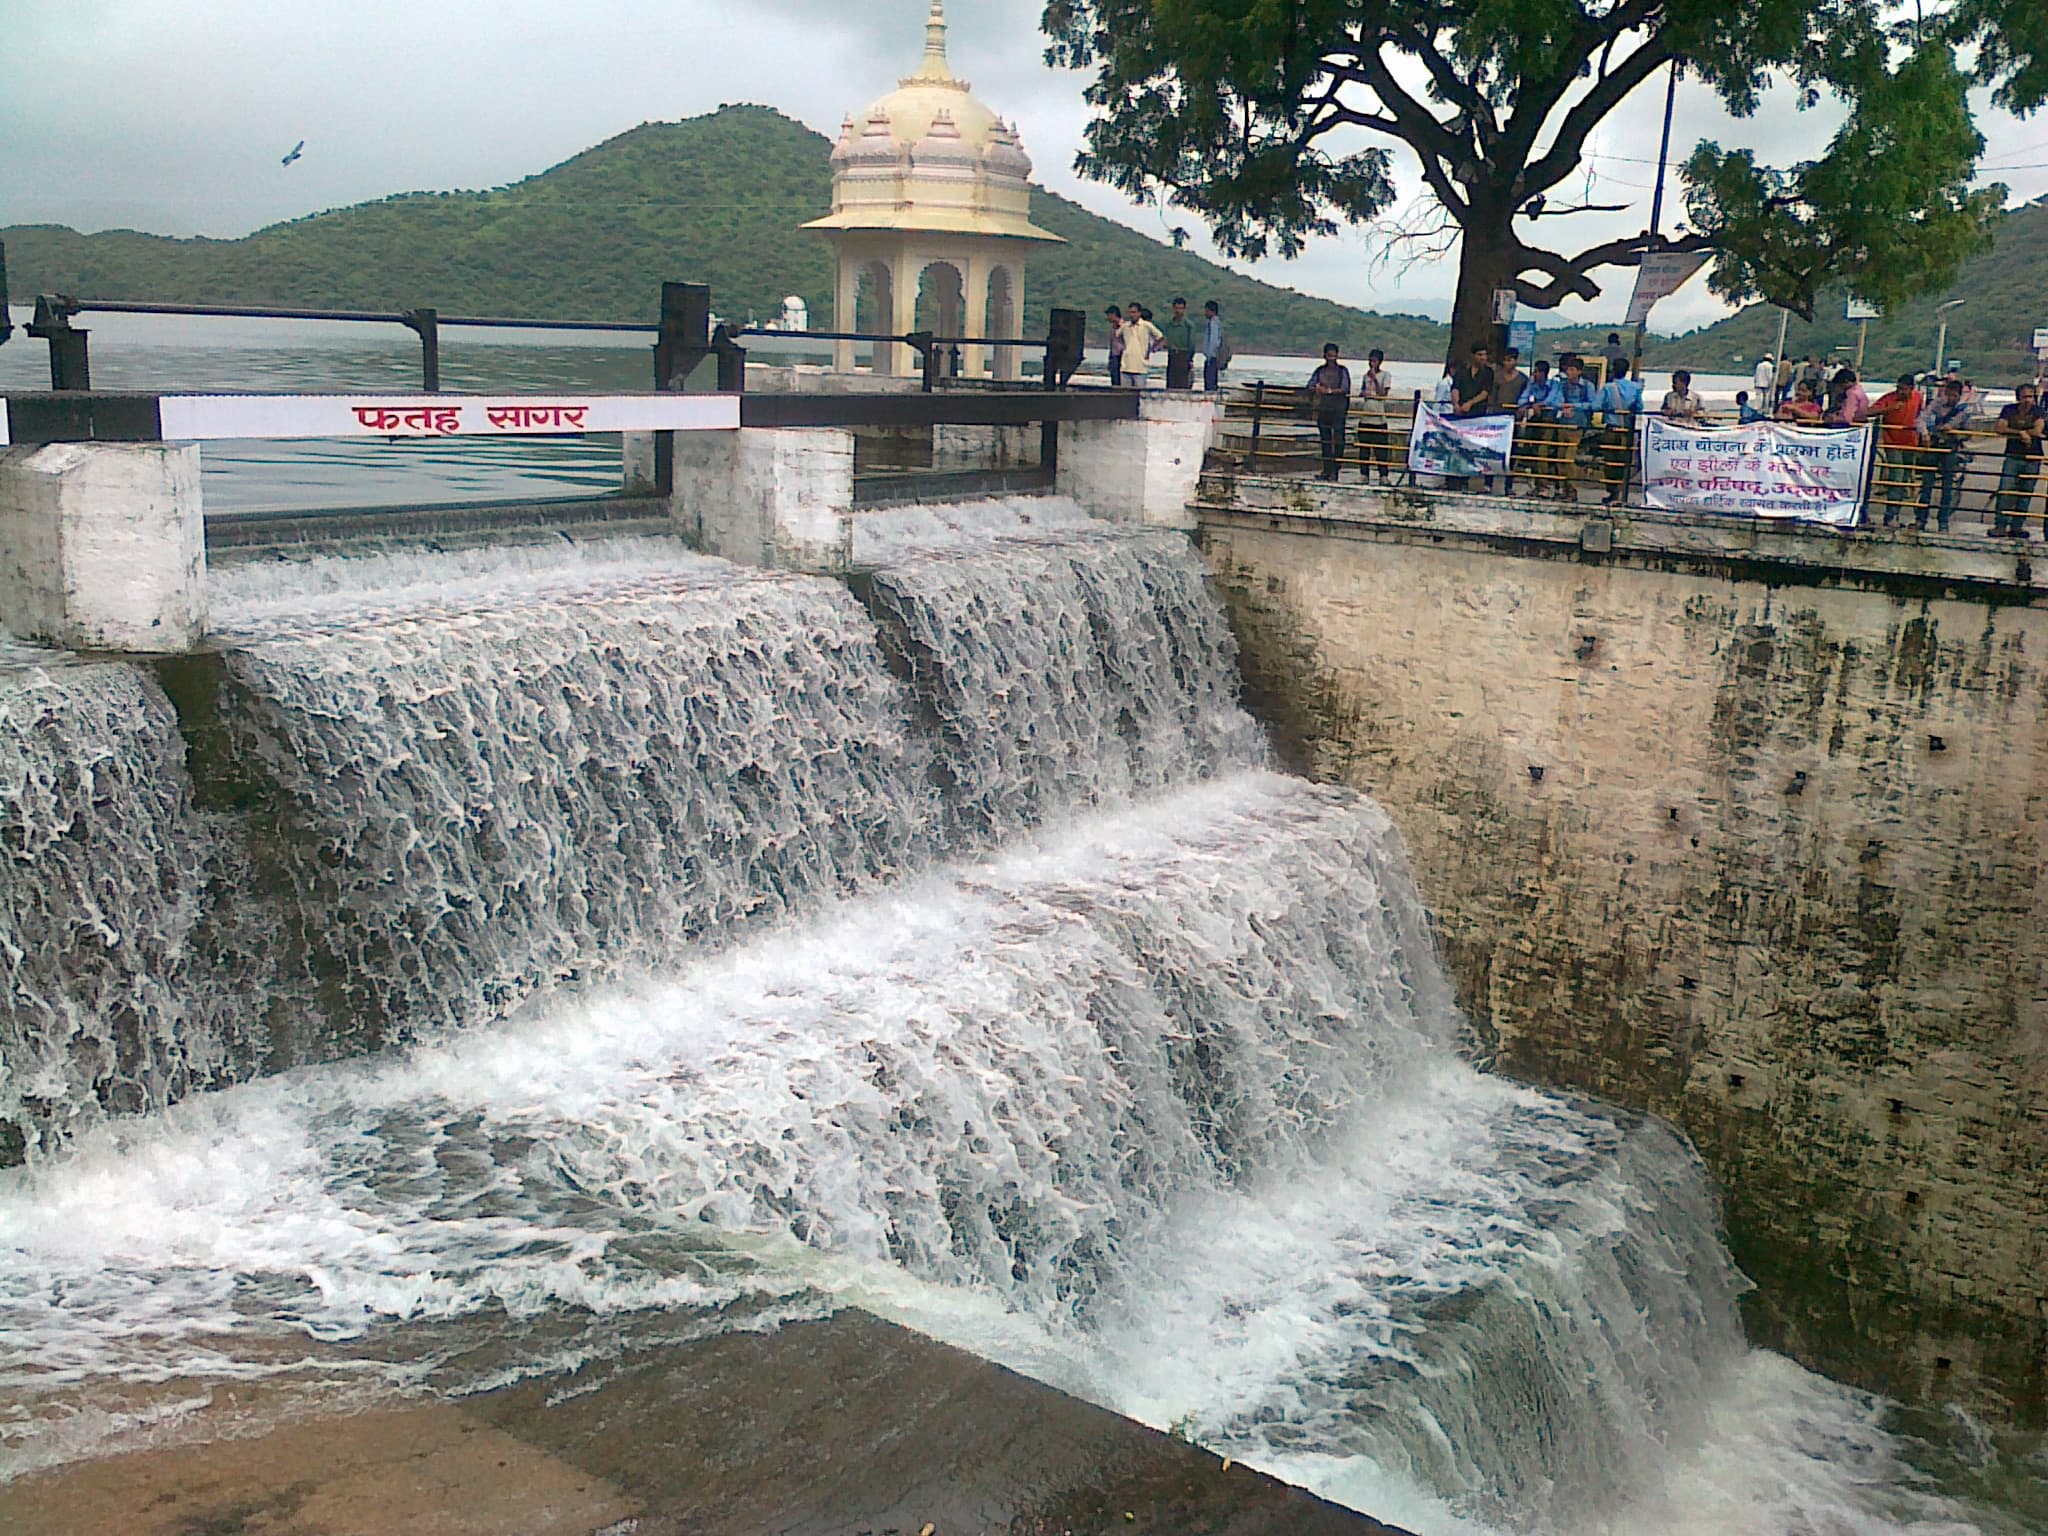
left=1865, top=373, right=1925, bottom=528
left=1915, top=378, right=1972, bottom=533
left=1517, top=360, right=1560, bottom=497
left=1551, top=356, right=1597, bottom=504
left=1992, top=382, right=2046, bottom=538
left=1597, top=365, right=1645, bottom=506
left=1776, top=380, right=1824, bottom=423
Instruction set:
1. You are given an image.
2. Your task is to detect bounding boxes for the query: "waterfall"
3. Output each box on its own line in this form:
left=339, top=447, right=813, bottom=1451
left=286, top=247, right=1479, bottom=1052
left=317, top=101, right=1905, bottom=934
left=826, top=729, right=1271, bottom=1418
left=859, top=525, right=1267, bottom=840
left=0, top=658, right=268, bottom=1157
left=0, top=503, right=2025, bottom=1533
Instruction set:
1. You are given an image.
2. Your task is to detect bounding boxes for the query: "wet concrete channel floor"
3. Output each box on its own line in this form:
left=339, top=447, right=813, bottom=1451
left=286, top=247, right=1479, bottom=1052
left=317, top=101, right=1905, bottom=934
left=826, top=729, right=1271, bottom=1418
left=1, top=1310, right=1411, bottom=1535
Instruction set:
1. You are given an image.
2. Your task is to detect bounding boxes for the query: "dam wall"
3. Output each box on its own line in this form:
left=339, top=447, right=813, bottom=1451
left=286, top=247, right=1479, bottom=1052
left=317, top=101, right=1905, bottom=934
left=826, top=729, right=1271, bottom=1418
left=1199, top=476, right=2048, bottom=1425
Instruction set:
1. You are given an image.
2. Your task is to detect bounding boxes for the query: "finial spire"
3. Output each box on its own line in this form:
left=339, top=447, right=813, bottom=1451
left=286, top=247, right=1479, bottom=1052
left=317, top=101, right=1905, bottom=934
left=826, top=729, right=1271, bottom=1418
left=918, top=0, right=952, bottom=80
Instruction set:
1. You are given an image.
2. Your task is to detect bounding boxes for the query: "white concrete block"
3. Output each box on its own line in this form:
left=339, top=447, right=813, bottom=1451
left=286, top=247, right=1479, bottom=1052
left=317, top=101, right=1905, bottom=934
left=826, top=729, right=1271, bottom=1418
left=621, top=432, right=658, bottom=495
left=671, top=428, right=856, bottom=573
left=1057, top=392, right=1221, bottom=529
left=0, top=442, right=207, bottom=653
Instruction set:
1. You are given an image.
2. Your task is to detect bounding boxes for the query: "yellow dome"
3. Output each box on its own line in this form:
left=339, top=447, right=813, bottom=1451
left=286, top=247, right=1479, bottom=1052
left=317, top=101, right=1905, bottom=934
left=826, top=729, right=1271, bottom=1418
left=804, top=0, right=1063, bottom=245
left=857, top=2, right=999, bottom=149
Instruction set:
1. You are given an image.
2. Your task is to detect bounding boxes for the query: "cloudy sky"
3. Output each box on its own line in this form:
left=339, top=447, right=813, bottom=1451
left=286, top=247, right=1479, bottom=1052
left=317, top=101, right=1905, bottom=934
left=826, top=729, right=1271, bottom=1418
left=7, top=0, right=2048, bottom=332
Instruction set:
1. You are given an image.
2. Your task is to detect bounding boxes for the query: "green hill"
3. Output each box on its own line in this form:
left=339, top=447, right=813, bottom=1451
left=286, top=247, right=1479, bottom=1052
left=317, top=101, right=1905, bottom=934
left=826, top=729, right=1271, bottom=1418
left=1, top=104, right=1451, bottom=361
left=1640, top=200, right=2048, bottom=381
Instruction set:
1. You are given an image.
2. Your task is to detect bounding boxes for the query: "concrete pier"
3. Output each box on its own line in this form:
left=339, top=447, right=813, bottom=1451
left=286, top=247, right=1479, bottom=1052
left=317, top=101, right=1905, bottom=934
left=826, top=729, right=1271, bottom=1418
left=1057, top=392, right=1222, bottom=529
left=671, top=427, right=858, bottom=572
left=0, top=442, right=207, bottom=653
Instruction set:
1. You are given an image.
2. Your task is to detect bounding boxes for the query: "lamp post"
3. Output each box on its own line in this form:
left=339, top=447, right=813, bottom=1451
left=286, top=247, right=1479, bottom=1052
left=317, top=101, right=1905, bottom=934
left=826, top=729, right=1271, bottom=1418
left=1932, top=298, right=1965, bottom=376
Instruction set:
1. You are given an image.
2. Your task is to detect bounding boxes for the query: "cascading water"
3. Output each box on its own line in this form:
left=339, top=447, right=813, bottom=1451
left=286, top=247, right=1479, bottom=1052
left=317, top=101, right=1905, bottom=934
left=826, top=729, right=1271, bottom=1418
left=0, top=655, right=271, bottom=1156
left=0, top=504, right=2033, bottom=1533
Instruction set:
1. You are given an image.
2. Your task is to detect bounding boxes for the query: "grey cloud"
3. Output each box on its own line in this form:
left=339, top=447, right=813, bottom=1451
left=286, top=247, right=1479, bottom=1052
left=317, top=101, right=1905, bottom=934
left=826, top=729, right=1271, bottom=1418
left=2, top=0, right=2041, bottom=326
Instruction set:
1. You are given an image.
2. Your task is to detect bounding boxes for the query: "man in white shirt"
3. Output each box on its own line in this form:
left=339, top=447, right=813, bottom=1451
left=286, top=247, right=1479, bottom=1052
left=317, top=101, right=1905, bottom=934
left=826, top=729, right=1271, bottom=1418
left=1753, top=355, right=1776, bottom=403
left=1120, top=302, right=1163, bottom=388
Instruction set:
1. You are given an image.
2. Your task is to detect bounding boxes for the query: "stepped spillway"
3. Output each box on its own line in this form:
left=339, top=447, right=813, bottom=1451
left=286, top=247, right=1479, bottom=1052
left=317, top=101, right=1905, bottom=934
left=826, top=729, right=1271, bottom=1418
left=0, top=503, right=2028, bottom=1533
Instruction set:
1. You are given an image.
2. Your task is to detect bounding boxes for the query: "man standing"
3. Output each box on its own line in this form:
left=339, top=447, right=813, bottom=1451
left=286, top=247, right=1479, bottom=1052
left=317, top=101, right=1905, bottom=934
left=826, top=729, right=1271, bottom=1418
left=1752, top=354, right=1776, bottom=404
left=1494, top=348, right=1529, bottom=495
left=1993, top=382, right=2046, bottom=537
left=1307, top=343, right=1353, bottom=482
left=1450, top=341, right=1495, bottom=491
left=1603, top=333, right=1630, bottom=379
left=1104, top=306, right=1125, bottom=387
left=1120, top=302, right=1162, bottom=389
left=1160, top=297, right=1198, bottom=390
left=1552, top=355, right=1597, bottom=503
left=1360, top=348, right=1395, bottom=484
left=1516, top=360, right=1560, bottom=497
left=1201, top=301, right=1229, bottom=392
left=1916, top=378, right=1971, bottom=533
left=1864, top=373, right=1926, bottom=527
left=1661, top=370, right=1704, bottom=421
left=1597, top=364, right=1646, bottom=505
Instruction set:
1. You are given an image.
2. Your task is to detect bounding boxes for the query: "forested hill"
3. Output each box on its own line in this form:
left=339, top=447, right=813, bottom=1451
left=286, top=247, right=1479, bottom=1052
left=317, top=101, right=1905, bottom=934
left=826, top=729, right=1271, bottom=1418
left=1643, top=200, right=2048, bottom=381
left=1, top=105, right=1451, bottom=360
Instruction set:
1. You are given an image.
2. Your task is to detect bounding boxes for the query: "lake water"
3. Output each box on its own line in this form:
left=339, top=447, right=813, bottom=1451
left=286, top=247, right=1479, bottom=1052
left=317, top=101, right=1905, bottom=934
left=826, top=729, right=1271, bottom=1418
left=0, top=310, right=1750, bottom=513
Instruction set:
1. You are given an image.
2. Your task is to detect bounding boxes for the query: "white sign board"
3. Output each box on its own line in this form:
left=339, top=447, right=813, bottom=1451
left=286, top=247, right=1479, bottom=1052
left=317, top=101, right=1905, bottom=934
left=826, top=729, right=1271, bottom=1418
left=1845, top=298, right=1882, bottom=321
left=1408, top=403, right=1516, bottom=478
left=1640, top=417, right=1871, bottom=526
left=2034, top=327, right=2048, bottom=351
left=1491, top=288, right=1519, bottom=325
left=1624, top=251, right=1711, bottom=326
left=154, top=393, right=741, bottom=442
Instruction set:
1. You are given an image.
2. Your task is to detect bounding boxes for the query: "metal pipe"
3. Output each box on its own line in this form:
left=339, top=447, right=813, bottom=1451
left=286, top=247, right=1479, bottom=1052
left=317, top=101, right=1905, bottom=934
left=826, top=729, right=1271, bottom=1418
left=1933, top=299, right=1965, bottom=375
left=1631, top=62, right=1682, bottom=376
left=61, top=298, right=655, bottom=333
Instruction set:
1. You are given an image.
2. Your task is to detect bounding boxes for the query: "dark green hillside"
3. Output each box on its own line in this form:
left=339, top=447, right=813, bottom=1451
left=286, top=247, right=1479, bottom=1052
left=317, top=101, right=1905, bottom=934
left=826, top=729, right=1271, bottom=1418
left=2, top=105, right=1450, bottom=358
left=1642, top=200, right=2048, bottom=381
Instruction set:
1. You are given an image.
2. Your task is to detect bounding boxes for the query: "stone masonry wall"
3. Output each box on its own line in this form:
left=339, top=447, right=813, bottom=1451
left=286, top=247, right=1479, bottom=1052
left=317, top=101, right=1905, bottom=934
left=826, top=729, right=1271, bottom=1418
left=1202, top=503, right=2048, bottom=1424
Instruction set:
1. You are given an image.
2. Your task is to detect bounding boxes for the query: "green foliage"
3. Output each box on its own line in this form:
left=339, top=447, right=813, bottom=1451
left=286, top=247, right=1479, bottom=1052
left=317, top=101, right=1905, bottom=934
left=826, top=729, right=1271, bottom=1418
left=1041, top=0, right=2042, bottom=353
left=1644, top=198, right=2048, bottom=380
left=1684, top=47, right=2003, bottom=320
left=0, top=105, right=1446, bottom=359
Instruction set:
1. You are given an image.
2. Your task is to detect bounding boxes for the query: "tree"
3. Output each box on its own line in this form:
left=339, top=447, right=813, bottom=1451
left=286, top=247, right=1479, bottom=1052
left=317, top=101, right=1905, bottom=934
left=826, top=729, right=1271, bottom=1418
left=1041, top=1, right=2041, bottom=362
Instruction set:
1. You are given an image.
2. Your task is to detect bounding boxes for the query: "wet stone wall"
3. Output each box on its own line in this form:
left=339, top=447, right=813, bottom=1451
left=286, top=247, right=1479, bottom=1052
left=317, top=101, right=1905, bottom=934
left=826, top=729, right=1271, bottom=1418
left=1201, top=504, right=2048, bottom=1426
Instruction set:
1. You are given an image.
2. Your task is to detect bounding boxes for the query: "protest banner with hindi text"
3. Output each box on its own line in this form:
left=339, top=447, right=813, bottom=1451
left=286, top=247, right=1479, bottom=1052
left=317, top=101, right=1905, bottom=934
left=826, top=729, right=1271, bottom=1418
left=1639, top=417, right=1871, bottom=527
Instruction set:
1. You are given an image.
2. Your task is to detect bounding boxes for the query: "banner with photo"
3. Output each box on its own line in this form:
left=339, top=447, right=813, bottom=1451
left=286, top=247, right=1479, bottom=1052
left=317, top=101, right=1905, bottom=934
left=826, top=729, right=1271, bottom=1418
left=1407, top=404, right=1516, bottom=479
left=1639, top=417, right=1871, bottom=526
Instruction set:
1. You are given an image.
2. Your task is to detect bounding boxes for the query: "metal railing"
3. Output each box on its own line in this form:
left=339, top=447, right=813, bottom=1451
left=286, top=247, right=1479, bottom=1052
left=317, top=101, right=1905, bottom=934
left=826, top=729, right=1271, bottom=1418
left=1220, top=382, right=2048, bottom=534
left=0, top=242, right=1088, bottom=398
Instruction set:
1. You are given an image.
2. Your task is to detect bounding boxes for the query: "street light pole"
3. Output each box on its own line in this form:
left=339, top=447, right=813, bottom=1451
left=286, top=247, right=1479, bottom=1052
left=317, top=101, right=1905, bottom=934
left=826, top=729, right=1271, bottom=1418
left=1631, top=62, right=1682, bottom=378
left=1933, top=299, right=1965, bottom=376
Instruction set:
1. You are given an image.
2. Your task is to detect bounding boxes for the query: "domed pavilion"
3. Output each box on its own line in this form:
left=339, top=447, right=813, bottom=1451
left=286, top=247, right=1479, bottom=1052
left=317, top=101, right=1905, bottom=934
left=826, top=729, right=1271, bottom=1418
left=804, top=1, right=1063, bottom=379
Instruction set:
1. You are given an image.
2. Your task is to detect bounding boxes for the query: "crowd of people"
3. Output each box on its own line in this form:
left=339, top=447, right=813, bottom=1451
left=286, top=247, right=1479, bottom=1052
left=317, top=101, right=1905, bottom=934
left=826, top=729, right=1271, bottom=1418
left=1284, top=335, right=2048, bottom=534
left=1104, top=298, right=1232, bottom=391
left=1092, top=307, right=2048, bottom=534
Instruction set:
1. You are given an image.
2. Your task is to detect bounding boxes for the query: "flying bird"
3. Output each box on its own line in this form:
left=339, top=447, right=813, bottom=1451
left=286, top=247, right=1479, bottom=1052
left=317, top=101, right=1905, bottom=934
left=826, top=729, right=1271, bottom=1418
left=281, top=141, right=305, bottom=167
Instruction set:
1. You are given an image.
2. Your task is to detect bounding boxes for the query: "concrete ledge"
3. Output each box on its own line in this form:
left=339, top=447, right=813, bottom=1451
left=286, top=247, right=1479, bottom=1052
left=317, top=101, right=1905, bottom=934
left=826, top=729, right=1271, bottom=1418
left=0, top=1312, right=1409, bottom=1536
left=1061, top=392, right=1223, bottom=529
left=0, top=441, right=207, bottom=652
left=1202, top=474, right=2048, bottom=603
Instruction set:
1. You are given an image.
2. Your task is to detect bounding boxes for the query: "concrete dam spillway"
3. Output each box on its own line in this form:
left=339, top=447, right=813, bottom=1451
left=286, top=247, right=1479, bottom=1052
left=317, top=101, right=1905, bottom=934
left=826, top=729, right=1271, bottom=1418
left=0, top=503, right=2033, bottom=1532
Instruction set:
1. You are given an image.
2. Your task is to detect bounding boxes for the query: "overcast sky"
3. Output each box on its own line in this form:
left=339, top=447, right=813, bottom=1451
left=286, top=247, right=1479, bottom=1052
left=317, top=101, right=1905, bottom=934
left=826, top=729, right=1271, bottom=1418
left=7, top=0, right=2048, bottom=332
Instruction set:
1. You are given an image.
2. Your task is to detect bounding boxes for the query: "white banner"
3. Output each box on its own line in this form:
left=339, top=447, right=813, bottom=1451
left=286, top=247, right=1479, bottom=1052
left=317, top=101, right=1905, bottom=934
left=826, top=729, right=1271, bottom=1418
left=1639, top=417, right=1872, bottom=526
left=1408, top=403, right=1516, bottom=478
left=1624, top=251, right=1711, bottom=326
left=155, top=393, right=740, bottom=442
